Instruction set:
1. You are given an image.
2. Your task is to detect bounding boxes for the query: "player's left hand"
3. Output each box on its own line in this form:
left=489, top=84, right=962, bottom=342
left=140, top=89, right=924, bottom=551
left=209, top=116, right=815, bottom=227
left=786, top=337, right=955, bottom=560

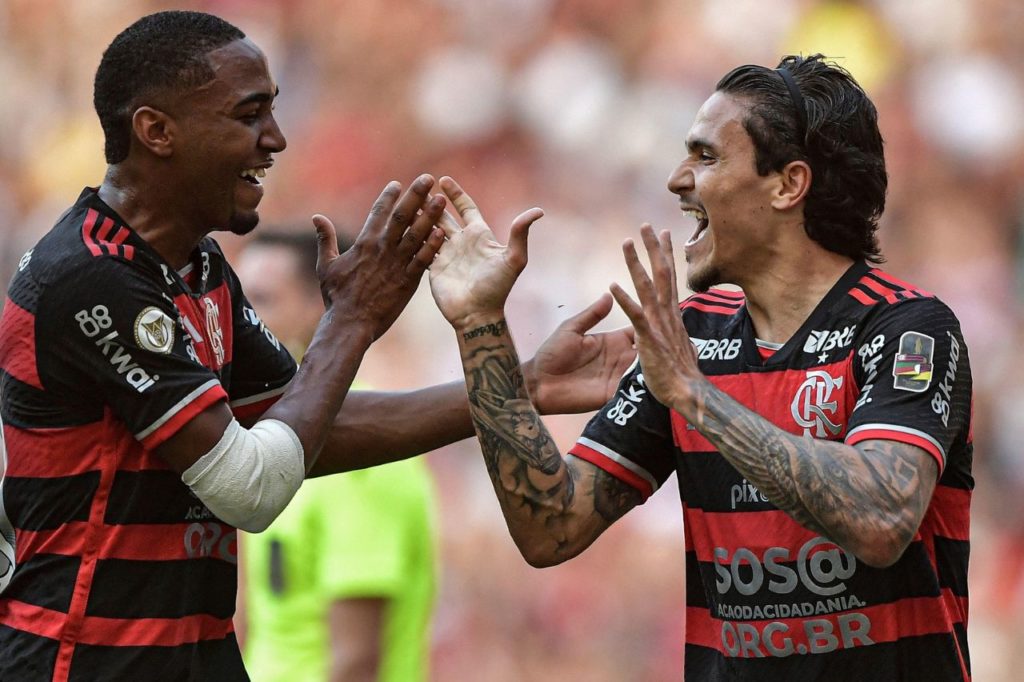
left=428, top=176, right=544, bottom=330
left=609, top=224, right=703, bottom=409
left=527, top=294, right=637, bottom=414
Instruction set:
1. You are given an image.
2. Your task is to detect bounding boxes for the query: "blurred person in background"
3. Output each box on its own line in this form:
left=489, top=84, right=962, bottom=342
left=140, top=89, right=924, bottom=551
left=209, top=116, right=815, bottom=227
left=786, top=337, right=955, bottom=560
left=0, top=10, right=634, bottom=681
left=429, top=53, right=973, bottom=681
left=235, top=230, right=437, bottom=682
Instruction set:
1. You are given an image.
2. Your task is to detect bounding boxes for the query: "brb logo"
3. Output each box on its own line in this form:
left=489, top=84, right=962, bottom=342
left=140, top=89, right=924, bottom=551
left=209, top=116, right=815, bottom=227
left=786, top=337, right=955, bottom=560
left=791, top=370, right=844, bottom=438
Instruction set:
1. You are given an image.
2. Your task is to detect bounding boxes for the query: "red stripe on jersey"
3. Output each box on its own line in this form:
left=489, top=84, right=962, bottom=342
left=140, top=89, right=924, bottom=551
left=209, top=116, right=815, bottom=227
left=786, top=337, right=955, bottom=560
left=684, top=508, right=819, bottom=563
left=77, top=612, right=234, bottom=648
left=845, top=427, right=944, bottom=473
left=0, top=298, right=42, bottom=389
left=81, top=209, right=103, bottom=257
left=685, top=594, right=965, bottom=660
left=691, top=292, right=744, bottom=306
left=139, top=385, right=227, bottom=450
left=95, top=216, right=115, bottom=243
left=682, top=301, right=743, bottom=316
left=122, top=244, right=135, bottom=260
left=0, top=599, right=234, bottom=648
left=569, top=442, right=654, bottom=498
left=14, top=523, right=90, bottom=563
left=919, top=485, right=971, bottom=542
left=0, top=599, right=67, bottom=640
left=110, top=226, right=130, bottom=245
left=3, top=421, right=113, bottom=477
left=231, top=394, right=283, bottom=424
left=848, top=287, right=877, bottom=306
left=706, top=288, right=745, bottom=299
left=99, top=522, right=236, bottom=562
left=859, top=275, right=898, bottom=297
left=872, top=270, right=933, bottom=298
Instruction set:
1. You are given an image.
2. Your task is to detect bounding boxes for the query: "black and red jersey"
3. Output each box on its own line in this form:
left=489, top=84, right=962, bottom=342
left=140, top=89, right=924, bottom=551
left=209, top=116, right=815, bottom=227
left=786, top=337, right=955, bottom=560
left=0, top=188, right=297, bottom=681
left=571, top=261, right=973, bottom=681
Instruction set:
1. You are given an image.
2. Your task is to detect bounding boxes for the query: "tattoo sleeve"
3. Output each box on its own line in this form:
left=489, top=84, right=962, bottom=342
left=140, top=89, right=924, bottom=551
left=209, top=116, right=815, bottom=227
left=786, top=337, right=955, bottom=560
left=459, top=320, right=642, bottom=564
left=688, top=380, right=936, bottom=564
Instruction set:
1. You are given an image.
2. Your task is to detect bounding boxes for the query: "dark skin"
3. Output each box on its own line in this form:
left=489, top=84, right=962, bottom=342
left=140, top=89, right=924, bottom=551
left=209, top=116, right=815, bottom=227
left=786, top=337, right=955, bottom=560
left=100, top=38, right=636, bottom=479
left=431, top=90, right=937, bottom=573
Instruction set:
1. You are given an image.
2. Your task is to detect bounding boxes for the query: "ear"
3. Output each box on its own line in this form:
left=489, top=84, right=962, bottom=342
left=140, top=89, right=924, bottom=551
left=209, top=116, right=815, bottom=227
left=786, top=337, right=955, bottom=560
left=131, top=106, right=176, bottom=158
left=771, top=159, right=811, bottom=211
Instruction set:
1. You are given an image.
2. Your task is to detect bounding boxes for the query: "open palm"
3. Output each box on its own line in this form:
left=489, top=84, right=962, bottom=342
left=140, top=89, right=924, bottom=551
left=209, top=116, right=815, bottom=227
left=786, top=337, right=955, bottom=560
left=429, top=177, right=543, bottom=329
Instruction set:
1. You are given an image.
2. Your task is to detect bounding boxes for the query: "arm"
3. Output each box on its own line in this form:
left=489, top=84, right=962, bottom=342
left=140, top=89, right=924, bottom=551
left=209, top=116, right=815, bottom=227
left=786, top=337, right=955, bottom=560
left=610, top=226, right=938, bottom=567
left=156, top=177, right=446, bottom=474
left=328, top=598, right=385, bottom=682
left=428, top=177, right=642, bottom=566
left=309, top=294, right=637, bottom=476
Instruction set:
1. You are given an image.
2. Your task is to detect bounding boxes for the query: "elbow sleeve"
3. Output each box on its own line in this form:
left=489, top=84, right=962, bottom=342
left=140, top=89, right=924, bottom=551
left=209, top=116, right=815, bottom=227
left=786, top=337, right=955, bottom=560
left=181, top=418, right=304, bottom=533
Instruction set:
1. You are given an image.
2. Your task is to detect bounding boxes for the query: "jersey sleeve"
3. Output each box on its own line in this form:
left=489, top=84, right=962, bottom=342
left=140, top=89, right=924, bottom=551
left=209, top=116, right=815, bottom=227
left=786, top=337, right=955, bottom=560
left=568, top=356, right=676, bottom=499
left=36, top=259, right=226, bottom=450
left=846, top=298, right=971, bottom=474
left=316, top=471, right=409, bottom=598
left=220, top=262, right=297, bottom=422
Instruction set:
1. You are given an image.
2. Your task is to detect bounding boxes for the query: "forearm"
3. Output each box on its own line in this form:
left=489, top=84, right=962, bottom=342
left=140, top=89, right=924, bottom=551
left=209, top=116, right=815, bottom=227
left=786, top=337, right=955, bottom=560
left=457, top=316, right=615, bottom=565
left=682, top=379, right=930, bottom=566
left=263, top=309, right=374, bottom=471
left=308, top=381, right=473, bottom=476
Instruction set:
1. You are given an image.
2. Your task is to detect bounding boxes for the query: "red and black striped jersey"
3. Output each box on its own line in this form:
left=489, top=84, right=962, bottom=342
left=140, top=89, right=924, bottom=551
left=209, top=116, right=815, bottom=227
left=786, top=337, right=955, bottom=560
left=0, top=188, right=297, bottom=681
left=570, top=261, right=973, bottom=681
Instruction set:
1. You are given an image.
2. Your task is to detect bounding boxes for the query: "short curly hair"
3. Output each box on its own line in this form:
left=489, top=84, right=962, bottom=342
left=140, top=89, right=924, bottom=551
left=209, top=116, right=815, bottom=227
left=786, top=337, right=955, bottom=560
left=716, top=54, right=887, bottom=263
left=94, top=11, right=245, bottom=164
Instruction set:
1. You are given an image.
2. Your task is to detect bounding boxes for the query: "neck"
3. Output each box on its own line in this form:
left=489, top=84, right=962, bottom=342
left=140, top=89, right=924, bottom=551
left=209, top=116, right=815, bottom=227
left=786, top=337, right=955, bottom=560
left=98, top=165, right=204, bottom=269
left=739, top=246, right=855, bottom=346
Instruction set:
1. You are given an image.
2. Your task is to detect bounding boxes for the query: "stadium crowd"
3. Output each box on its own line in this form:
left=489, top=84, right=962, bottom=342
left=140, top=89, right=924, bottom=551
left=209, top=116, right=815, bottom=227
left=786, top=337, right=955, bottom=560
left=0, top=0, right=1021, bottom=679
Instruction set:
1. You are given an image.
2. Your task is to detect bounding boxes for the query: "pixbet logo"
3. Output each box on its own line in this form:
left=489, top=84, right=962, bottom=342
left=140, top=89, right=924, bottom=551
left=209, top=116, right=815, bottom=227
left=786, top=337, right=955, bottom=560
left=791, top=370, right=844, bottom=438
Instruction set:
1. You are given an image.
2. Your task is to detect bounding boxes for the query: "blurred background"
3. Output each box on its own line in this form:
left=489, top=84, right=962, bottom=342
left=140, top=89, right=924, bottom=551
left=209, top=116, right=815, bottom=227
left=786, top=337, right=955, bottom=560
left=2, top=0, right=1022, bottom=679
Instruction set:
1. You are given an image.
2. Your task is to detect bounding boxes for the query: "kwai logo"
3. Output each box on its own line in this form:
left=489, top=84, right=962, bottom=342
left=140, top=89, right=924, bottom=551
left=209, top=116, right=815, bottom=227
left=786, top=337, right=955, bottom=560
left=791, top=370, right=844, bottom=438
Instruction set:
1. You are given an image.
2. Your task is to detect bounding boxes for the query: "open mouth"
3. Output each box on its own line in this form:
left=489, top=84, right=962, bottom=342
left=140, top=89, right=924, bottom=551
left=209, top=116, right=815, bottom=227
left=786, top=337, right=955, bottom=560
left=682, top=207, right=709, bottom=246
left=239, top=167, right=267, bottom=186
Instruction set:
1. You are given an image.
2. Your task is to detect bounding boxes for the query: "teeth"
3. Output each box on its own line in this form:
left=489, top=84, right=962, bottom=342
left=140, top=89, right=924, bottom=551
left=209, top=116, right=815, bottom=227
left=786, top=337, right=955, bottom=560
left=239, top=168, right=267, bottom=181
left=256, top=168, right=266, bottom=178
left=682, top=208, right=707, bottom=221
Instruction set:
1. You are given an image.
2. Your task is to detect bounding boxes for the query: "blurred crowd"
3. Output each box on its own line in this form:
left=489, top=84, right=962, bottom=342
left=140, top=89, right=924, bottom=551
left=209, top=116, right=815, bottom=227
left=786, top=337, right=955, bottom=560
left=2, top=0, right=1022, bottom=679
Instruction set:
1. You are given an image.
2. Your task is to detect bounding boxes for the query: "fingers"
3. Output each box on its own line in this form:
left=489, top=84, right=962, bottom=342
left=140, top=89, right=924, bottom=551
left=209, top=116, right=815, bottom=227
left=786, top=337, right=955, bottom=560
left=436, top=209, right=462, bottom=239
left=385, top=174, right=437, bottom=244
left=507, top=207, right=543, bottom=271
left=409, top=227, right=446, bottom=275
left=559, top=293, right=614, bottom=335
left=312, top=213, right=339, bottom=279
left=397, top=193, right=446, bottom=259
left=360, top=181, right=403, bottom=241
left=658, top=228, right=679, bottom=307
left=609, top=281, right=645, bottom=330
left=439, top=176, right=484, bottom=226
left=621, top=237, right=659, bottom=309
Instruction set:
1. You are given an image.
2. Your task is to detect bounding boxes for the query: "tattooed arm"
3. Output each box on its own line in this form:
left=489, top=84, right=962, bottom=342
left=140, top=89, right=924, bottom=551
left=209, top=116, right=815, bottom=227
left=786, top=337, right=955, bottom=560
left=610, top=226, right=938, bottom=568
left=457, top=318, right=642, bottom=565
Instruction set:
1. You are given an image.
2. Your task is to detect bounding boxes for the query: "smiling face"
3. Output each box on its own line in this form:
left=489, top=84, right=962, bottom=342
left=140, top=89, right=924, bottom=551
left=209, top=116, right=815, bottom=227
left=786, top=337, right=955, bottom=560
left=171, top=38, right=286, bottom=235
left=668, top=91, right=781, bottom=292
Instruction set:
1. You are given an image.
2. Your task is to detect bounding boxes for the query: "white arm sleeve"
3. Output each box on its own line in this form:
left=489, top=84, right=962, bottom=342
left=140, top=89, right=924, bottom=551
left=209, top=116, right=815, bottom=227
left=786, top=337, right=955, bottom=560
left=182, top=418, right=305, bottom=533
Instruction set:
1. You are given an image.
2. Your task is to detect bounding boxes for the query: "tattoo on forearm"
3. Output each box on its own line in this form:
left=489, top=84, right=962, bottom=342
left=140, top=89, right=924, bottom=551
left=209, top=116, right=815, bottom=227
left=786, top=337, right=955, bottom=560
left=462, top=320, right=508, bottom=341
left=463, top=337, right=640, bottom=560
left=690, top=381, right=931, bottom=559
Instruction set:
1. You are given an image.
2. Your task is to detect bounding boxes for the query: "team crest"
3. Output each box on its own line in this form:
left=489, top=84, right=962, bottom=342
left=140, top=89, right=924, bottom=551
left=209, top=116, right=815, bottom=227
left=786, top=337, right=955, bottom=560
left=892, top=331, right=934, bottom=392
left=134, top=307, right=175, bottom=354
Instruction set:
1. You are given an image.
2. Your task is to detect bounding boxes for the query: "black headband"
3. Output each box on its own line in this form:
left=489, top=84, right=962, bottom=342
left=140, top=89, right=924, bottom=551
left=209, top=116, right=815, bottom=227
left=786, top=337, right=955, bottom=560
left=777, top=67, right=807, bottom=140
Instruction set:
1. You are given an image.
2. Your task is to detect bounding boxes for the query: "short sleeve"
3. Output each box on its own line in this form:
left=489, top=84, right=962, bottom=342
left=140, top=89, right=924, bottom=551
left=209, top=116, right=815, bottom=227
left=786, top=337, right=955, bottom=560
left=219, top=263, right=297, bottom=421
left=36, top=259, right=226, bottom=449
left=846, top=298, right=971, bottom=473
left=315, top=471, right=409, bottom=598
left=568, top=356, right=676, bottom=499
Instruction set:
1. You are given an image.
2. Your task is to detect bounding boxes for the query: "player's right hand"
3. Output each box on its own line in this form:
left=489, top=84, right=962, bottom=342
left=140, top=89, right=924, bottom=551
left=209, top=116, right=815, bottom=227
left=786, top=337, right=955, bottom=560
left=313, top=175, right=445, bottom=341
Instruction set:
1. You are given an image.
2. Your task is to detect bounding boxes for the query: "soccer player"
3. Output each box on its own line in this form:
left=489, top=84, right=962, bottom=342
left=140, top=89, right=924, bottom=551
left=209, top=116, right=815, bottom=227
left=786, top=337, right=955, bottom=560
left=429, top=54, right=973, bottom=680
left=0, top=11, right=633, bottom=680
left=235, top=231, right=437, bottom=682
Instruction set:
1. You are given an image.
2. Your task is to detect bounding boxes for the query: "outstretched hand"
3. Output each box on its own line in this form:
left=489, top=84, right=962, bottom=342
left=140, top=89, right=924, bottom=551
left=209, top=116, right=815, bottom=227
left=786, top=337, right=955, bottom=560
left=314, top=175, right=446, bottom=341
left=609, top=224, right=702, bottom=409
left=529, top=293, right=637, bottom=415
left=428, top=176, right=544, bottom=330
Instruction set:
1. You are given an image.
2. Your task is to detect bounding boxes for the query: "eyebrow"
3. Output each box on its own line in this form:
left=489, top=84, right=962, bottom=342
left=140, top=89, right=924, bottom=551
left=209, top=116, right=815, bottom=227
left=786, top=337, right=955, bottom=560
left=234, top=85, right=280, bottom=109
left=686, top=137, right=716, bottom=154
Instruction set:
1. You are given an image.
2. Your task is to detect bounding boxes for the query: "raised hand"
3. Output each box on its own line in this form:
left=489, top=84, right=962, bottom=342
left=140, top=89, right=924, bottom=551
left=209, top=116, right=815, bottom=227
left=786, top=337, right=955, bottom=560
left=314, top=175, right=446, bottom=341
left=428, top=176, right=543, bottom=330
left=609, top=224, right=702, bottom=409
left=528, top=294, right=637, bottom=414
